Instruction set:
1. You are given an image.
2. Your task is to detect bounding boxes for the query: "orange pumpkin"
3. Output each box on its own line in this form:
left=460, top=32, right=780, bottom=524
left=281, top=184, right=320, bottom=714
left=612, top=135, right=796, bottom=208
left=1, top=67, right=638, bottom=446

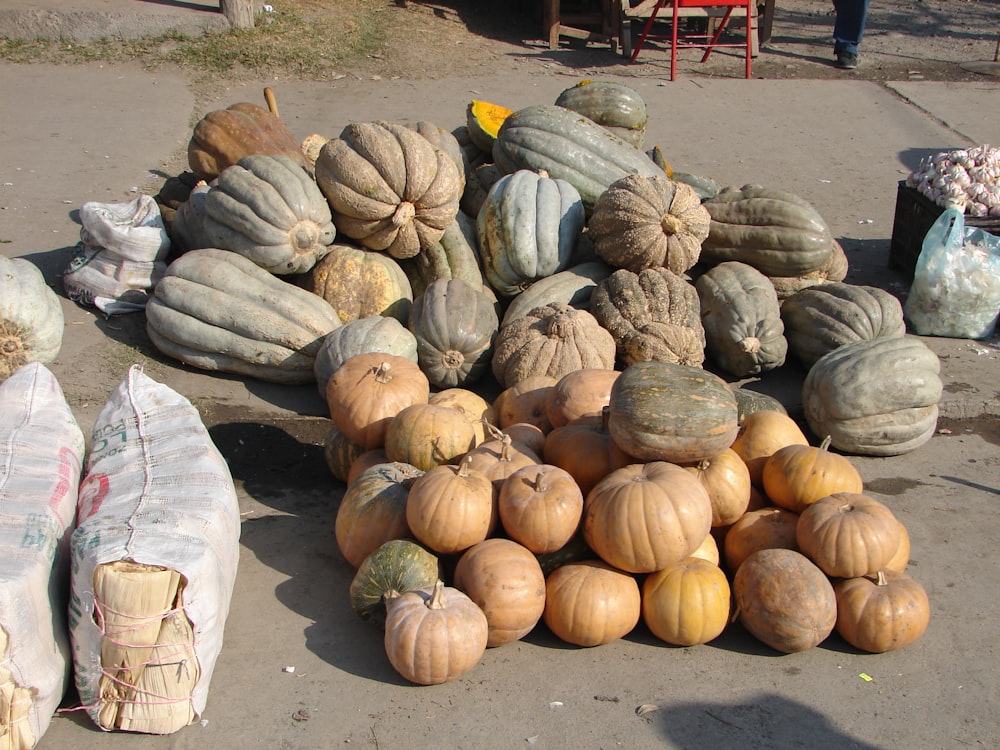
left=733, top=548, right=837, bottom=653
left=543, top=560, right=641, bottom=647
left=383, top=580, right=488, bottom=685
left=722, top=506, right=799, bottom=575
left=545, top=368, right=620, bottom=429
left=453, top=538, right=546, bottom=647
left=762, top=436, right=864, bottom=514
left=492, top=375, right=557, bottom=431
left=428, top=387, right=496, bottom=446
left=795, top=493, right=901, bottom=578
left=542, top=409, right=635, bottom=497
left=682, top=448, right=752, bottom=527
left=501, top=422, right=548, bottom=458
left=583, top=461, right=712, bottom=574
left=405, top=456, right=496, bottom=554
left=730, top=410, right=809, bottom=486
left=642, top=557, right=731, bottom=646
left=690, top=532, right=721, bottom=566
left=833, top=569, right=930, bottom=653
left=383, top=402, right=478, bottom=471
left=885, top=519, right=911, bottom=572
left=498, top=464, right=584, bottom=554
left=346, top=448, right=390, bottom=486
left=326, top=353, right=429, bottom=448
left=464, top=433, right=540, bottom=493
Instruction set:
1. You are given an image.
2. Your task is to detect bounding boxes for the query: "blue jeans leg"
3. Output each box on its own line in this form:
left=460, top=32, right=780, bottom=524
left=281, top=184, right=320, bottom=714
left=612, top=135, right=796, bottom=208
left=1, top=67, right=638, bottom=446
left=832, top=0, right=870, bottom=55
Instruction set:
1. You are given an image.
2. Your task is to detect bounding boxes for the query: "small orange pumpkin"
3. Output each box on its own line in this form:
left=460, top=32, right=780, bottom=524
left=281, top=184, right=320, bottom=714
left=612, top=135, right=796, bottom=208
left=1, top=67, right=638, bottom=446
left=492, top=375, right=558, bottom=431
left=543, top=560, right=641, bottom=647
left=722, top=506, right=799, bottom=575
left=682, top=448, right=752, bottom=527
left=795, top=493, right=901, bottom=578
left=405, top=456, right=496, bottom=554
left=498, top=464, right=584, bottom=554
left=542, top=408, right=635, bottom=497
left=762, top=435, right=864, bottom=514
left=383, top=402, right=478, bottom=471
left=729, top=410, right=809, bottom=486
left=545, top=368, right=620, bottom=429
left=642, top=557, right=731, bottom=646
left=833, top=569, right=930, bottom=653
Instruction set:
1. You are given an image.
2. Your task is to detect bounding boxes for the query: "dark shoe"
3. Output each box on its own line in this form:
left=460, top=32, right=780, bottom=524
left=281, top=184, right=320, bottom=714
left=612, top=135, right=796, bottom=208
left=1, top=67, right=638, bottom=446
left=835, top=51, right=858, bottom=69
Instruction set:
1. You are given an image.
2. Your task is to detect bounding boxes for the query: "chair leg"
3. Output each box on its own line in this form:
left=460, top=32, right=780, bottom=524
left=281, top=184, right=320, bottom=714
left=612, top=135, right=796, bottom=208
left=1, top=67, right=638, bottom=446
left=745, top=4, right=753, bottom=77
left=629, top=0, right=665, bottom=63
left=700, top=8, right=733, bottom=63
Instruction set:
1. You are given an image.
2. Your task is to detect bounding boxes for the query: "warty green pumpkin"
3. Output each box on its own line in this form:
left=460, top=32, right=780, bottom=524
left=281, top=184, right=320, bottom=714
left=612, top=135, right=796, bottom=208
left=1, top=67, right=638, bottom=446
left=201, top=154, right=336, bottom=275
left=146, top=248, right=341, bottom=384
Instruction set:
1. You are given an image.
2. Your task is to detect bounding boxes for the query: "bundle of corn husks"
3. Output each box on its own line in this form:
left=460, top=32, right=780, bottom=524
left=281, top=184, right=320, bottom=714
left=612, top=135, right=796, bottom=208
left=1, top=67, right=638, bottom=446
left=70, top=366, right=240, bottom=735
left=0, top=363, right=85, bottom=750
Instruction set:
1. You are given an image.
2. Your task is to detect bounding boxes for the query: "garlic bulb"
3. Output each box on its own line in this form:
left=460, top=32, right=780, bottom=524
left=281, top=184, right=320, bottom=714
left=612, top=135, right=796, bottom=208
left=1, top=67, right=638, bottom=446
left=906, top=144, right=1000, bottom=212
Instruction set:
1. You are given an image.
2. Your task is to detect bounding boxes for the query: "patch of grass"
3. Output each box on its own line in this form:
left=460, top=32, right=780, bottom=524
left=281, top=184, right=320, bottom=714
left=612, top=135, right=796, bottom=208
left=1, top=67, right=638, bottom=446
left=0, top=1, right=391, bottom=79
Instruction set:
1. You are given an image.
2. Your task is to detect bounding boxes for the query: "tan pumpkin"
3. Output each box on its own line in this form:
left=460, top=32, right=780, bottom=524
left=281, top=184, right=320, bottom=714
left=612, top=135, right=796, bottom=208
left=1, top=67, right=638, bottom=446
left=491, top=303, right=616, bottom=389
left=383, top=402, right=479, bottom=471
left=325, top=353, right=429, bottom=449
left=729, top=410, right=809, bottom=487
left=383, top=580, right=488, bottom=685
left=463, top=432, right=541, bottom=493
left=582, top=461, right=712, bottom=574
left=723, top=506, right=799, bottom=575
left=762, top=436, right=865, bottom=514
left=732, top=548, right=837, bottom=653
left=501, top=422, right=548, bottom=458
left=542, top=409, right=635, bottom=498
left=405, top=457, right=496, bottom=554
left=334, top=461, right=423, bottom=568
left=795, top=493, right=901, bottom=578
left=833, top=570, right=930, bottom=653
left=690, top=531, right=721, bottom=566
left=682, top=448, right=752, bottom=528
left=428, top=388, right=496, bottom=447
left=885, top=519, right=911, bottom=572
left=642, top=557, right=731, bottom=646
left=314, top=120, right=462, bottom=260
left=453, top=538, right=546, bottom=647
left=493, top=375, right=558, bottom=431
left=542, top=560, right=642, bottom=647
left=497, top=464, right=584, bottom=554
left=545, top=368, right=620, bottom=429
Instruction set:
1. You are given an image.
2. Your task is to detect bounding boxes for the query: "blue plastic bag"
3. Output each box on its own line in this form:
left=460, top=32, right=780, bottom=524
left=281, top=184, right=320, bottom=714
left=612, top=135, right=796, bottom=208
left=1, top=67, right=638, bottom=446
left=903, top=207, right=1000, bottom=339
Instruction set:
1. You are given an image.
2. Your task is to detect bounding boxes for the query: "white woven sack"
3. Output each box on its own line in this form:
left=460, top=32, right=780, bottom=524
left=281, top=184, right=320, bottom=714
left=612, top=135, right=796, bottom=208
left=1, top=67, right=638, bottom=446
left=0, top=363, right=85, bottom=750
left=61, top=245, right=166, bottom=314
left=78, top=195, right=170, bottom=263
left=69, top=366, right=240, bottom=734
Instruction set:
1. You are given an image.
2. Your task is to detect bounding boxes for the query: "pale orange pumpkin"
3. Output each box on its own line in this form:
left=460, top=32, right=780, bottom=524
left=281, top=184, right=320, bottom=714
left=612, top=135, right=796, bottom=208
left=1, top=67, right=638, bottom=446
left=464, top=432, right=541, bottom=493
left=722, top=506, right=799, bottom=575
left=492, top=375, right=557, bottom=431
left=428, top=387, right=496, bottom=446
left=453, top=538, right=546, bottom=647
left=543, top=560, right=641, bottom=647
left=498, top=464, right=584, bottom=554
left=334, top=461, right=423, bottom=568
left=642, top=557, right=731, bottom=646
left=762, top=436, right=864, bottom=514
left=384, top=580, right=488, bottom=685
left=542, top=409, right=635, bottom=497
left=405, top=456, right=496, bottom=554
left=545, top=368, right=620, bottom=429
left=346, top=448, right=390, bottom=486
left=682, top=448, right=752, bottom=528
left=795, top=492, right=901, bottom=578
left=833, top=569, right=930, bottom=653
left=501, top=422, right=548, bottom=458
left=885, top=519, right=911, bottom=572
left=326, top=353, right=429, bottom=449
left=729, top=410, right=809, bottom=486
left=690, top=531, right=721, bottom=566
left=383, top=402, right=478, bottom=471
left=583, top=461, right=712, bottom=574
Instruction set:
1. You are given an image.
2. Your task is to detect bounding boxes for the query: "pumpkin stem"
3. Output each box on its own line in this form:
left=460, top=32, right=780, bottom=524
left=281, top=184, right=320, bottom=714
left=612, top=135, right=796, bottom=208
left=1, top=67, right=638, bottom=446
left=263, top=86, right=280, bottom=118
left=819, top=435, right=833, bottom=452
left=739, top=336, right=761, bottom=354
left=532, top=469, right=548, bottom=493
left=875, top=570, right=887, bottom=586
left=601, top=405, right=611, bottom=431
left=442, top=350, right=464, bottom=370
left=371, top=361, right=393, bottom=383
left=697, top=458, right=711, bottom=471
left=457, top=454, right=473, bottom=477
left=426, top=579, right=446, bottom=610
left=661, top=213, right=683, bottom=236
left=483, top=419, right=504, bottom=442
left=392, top=201, right=416, bottom=228
left=498, top=434, right=514, bottom=462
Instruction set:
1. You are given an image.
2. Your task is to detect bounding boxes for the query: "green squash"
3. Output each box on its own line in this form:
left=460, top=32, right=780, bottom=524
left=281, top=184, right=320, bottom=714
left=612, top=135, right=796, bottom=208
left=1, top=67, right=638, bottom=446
left=350, top=539, right=441, bottom=628
left=554, top=80, right=648, bottom=148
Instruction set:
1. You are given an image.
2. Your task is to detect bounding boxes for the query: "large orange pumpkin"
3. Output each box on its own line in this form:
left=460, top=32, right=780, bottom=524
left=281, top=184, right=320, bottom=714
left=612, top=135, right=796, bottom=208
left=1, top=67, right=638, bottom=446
left=762, top=436, right=864, bottom=514
left=545, top=368, right=620, bottom=429
left=542, top=409, right=635, bottom=497
left=383, top=402, right=478, bottom=471
left=642, top=557, right=731, bottom=646
left=405, top=457, right=496, bottom=554
left=497, top=464, right=584, bottom=554
left=795, top=493, right=901, bottom=578
left=722, top=506, right=799, bottom=575
left=833, top=569, right=930, bottom=653
left=582, top=461, right=712, bottom=574
left=543, top=561, right=641, bottom=647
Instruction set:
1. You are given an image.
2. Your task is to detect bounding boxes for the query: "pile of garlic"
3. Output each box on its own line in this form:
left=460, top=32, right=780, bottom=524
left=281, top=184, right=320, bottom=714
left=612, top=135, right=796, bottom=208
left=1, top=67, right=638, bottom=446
left=905, top=144, right=1000, bottom=217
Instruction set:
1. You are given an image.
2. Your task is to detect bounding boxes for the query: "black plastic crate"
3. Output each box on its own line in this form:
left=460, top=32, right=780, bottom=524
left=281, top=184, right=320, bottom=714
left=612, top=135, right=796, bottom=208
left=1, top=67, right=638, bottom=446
left=889, top=180, right=1000, bottom=280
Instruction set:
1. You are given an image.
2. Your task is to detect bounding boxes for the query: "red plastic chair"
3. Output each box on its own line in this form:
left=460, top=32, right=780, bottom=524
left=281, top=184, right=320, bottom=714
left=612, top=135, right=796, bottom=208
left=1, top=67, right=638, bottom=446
left=629, top=0, right=753, bottom=80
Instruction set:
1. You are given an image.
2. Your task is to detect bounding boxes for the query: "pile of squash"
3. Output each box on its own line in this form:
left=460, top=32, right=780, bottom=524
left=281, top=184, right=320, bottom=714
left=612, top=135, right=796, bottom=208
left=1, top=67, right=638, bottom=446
left=148, top=82, right=940, bottom=684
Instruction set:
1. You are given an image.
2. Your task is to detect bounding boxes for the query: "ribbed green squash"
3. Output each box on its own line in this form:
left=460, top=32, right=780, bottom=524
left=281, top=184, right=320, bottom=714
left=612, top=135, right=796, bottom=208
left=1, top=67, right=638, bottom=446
left=701, top=185, right=834, bottom=277
left=350, top=539, right=441, bottom=628
left=408, top=278, right=499, bottom=389
left=313, top=315, right=418, bottom=397
left=492, top=104, right=663, bottom=210
left=501, top=260, right=612, bottom=327
left=202, top=154, right=336, bottom=274
left=802, top=337, right=942, bottom=456
left=415, top=120, right=466, bottom=193
left=781, top=282, right=906, bottom=369
left=1, top=255, right=64, bottom=379
left=400, top=212, right=489, bottom=298
left=607, top=360, right=739, bottom=463
left=146, top=248, right=341, bottom=384
left=590, top=267, right=705, bottom=367
left=300, top=242, right=413, bottom=324
left=695, top=261, right=787, bottom=377
left=478, top=169, right=585, bottom=297
left=588, top=173, right=710, bottom=275
left=768, top=239, right=850, bottom=301
left=732, top=387, right=787, bottom=423
left=554, top=80, right=648, bottom=148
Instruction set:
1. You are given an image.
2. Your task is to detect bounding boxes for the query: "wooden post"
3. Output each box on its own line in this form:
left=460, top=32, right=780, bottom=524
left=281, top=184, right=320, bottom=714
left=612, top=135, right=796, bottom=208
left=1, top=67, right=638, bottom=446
left=221, top=0, right=256, bottom=29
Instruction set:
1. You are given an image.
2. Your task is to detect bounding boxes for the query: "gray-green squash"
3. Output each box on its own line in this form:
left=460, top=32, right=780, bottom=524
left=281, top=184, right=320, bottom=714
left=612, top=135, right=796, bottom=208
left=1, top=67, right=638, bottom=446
left=400, top=212, right=488, bottom=298
left=500, top=260, right=612, bottom=327
left=492, top=104, right=663, bottom=210
left=1, top=255, right=64, bottom=379
left=313, top=315, right=419, bottom=397
left=202, top=154, right=337, bottom=274
left=554, top=80, right=648, bottom=148
left=695, top=261, right=787, bottom=377
left=146, top=248, right=341, bottom=384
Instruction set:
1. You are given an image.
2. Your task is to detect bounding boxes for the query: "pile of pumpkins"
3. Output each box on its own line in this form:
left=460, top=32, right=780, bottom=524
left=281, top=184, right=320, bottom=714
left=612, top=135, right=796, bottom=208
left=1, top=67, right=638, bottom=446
left=142, top=81, right=941, bottom=684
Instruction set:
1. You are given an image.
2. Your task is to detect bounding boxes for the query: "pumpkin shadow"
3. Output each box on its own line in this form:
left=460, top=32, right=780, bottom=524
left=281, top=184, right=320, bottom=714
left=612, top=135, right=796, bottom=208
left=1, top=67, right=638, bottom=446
left=210, top=420, right=407, bottom=683
left=646, top=693, right=884, bottom=749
